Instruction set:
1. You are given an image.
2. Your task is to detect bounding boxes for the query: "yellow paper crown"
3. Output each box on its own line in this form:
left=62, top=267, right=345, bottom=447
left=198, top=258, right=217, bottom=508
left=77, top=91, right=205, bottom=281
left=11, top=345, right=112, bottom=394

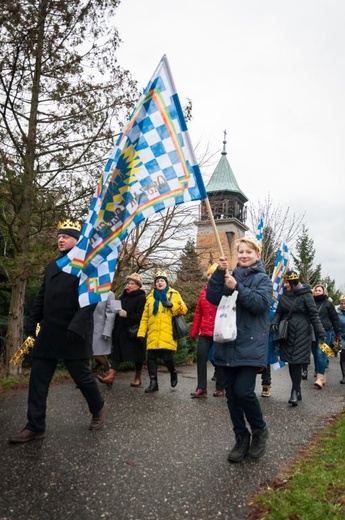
left=57, top=219, right=81, bottom=232
left=154, top=270, right=169, bottom=281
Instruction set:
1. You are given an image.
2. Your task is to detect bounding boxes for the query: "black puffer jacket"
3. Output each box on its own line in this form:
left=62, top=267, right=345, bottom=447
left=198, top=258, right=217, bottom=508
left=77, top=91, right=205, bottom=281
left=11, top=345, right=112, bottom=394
left=271, top=285, right=326, bottom=364
left=313, top=294, right=341, bottom=334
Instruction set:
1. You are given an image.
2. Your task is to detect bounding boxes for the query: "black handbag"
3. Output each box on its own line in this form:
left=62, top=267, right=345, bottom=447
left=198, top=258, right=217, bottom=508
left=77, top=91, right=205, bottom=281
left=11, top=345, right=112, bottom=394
left=172, top=315, right=188, bottom=340
left=275, top=319, right=289, bottom=341
left=127, top=324, right=139, bottom=339
left=274, top=301, right=296, bottom=341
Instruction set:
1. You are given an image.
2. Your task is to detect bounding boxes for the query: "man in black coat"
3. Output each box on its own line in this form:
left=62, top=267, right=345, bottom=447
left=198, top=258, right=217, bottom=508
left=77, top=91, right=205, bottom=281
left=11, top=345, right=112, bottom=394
left=9, top=220, right=106, bottom=443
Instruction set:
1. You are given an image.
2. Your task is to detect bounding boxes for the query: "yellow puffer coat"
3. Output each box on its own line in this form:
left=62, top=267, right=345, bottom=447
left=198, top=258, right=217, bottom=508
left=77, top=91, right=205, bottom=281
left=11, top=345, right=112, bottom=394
left=138, top=288, right=188, bottom=352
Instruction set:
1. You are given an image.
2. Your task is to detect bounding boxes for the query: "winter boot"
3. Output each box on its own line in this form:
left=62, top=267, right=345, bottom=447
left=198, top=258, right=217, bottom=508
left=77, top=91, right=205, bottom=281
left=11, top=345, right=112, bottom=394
left=301, top=366, right=308, bottom=380
left=166, top=360, right=178, bottom=387
left=288, top=389, right=299, bottom=406
left=145, top=360, right=158, bottom=393
left=130, top=371, right=142, bottom=387
left=340, top=361, right=345, bottom=384
left=248, top=425, right=269, bottom=459
left=227, top=433, right=251, bottom=463
left=261, top=385, right=271, bottom=397
left=314, top=374, right=324, bottom=389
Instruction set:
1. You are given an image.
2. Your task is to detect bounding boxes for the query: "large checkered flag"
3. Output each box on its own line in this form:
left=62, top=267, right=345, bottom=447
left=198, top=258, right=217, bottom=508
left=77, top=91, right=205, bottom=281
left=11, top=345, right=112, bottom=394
left=57, top=55, right=207, bottom=306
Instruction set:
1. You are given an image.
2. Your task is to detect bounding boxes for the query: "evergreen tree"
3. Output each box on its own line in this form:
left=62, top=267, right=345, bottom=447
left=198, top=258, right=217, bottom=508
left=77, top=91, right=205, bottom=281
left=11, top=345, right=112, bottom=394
left=174, top=239, right=204, bottom=314
left=0, top=0, right=139, bottom=372
left=292, top=226, right=321, bottom=286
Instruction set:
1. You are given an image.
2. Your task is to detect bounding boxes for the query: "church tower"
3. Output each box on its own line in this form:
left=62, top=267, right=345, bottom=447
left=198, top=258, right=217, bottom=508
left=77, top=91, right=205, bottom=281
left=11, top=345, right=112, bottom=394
left=196, top=131, right=249, bottom=271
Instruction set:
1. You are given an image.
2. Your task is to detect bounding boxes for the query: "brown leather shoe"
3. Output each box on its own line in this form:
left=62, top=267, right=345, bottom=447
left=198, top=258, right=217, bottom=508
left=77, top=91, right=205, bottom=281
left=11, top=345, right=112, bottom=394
left=130, top=372, right=142, bottom=387
left=89, top=402, right=107, bottom=431
left=9, top=428, right=45, bottom=444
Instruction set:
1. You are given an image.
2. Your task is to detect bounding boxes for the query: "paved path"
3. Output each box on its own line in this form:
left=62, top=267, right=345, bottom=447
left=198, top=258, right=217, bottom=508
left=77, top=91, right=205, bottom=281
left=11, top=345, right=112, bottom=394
left=0, top=358, right=344, bottom=520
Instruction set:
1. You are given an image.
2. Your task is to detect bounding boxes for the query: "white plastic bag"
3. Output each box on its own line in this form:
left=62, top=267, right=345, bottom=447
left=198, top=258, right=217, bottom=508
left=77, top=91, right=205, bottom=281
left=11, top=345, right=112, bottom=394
left=213, top=291, right=238, bottom=343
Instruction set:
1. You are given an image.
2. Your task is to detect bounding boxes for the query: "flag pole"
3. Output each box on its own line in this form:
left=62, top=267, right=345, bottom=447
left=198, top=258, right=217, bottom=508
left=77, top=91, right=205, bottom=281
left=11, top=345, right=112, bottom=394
left=204, top=197, right=225, bottom=258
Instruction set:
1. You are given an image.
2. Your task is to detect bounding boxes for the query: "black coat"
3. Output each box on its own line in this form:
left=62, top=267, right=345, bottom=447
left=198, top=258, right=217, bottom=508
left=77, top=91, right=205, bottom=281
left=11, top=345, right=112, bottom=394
left=112, top=288, right=146, bottom=363
left=271, top=285, right=326, bottom=364
left=25, top=258, right=95, bottom=360
left=314, top=295, right=341, bottom=334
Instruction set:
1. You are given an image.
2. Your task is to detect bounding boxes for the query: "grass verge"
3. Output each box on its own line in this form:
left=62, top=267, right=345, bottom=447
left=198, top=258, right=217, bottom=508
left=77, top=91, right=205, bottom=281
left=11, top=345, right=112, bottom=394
left=247, top=410, right=345, bottom=519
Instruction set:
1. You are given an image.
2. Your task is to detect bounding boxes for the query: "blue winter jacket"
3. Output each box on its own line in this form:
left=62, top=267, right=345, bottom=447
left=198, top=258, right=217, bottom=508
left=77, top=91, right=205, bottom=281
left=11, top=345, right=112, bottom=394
left=206, top=261, right=273, bottom=368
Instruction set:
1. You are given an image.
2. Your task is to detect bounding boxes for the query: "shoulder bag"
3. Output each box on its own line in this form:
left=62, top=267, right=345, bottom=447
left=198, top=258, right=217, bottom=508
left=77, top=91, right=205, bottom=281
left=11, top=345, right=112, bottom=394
left=274, top=300, right=296, bottom=341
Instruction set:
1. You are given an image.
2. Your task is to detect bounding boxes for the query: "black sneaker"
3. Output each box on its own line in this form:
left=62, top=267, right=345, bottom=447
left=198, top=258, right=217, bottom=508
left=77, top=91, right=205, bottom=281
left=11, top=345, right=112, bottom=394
left=227, top=434, right=251, bottom=463
left=248, top=425, right=269, bottom=459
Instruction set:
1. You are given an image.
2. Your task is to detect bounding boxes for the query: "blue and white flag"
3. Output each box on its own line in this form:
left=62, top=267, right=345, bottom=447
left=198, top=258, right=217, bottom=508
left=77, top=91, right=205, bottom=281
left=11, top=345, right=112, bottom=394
left=255, top=211, right=265, bottom=244
left=271, top=241, right=290, bottom=312
left=57, top=55, right=207, bottom=307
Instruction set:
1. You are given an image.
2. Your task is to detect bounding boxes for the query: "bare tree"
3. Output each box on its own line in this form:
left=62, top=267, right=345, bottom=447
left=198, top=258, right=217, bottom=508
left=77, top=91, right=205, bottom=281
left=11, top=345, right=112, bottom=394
left=0, top=0, right=139, bottom=373
left=246, top=194, right=305, bottom=275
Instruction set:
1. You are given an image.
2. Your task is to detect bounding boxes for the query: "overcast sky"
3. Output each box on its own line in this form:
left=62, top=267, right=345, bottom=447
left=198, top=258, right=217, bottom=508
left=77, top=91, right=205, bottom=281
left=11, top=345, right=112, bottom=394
left=115, top=0, right=344, bottom=290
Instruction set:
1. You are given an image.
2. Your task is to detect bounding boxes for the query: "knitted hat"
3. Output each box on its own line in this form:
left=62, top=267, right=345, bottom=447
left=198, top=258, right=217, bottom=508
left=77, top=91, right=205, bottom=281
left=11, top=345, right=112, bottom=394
left=57, top=219, right=81, bottom=240
left=126, top=273, right=143, bottom=288
left=154, top=270, right=169, bottom=284
left=207, top=263, right=218, bottom=276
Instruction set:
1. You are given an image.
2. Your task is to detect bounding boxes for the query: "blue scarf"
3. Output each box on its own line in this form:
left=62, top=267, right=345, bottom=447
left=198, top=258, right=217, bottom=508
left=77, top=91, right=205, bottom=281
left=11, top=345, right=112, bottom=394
left=153, top=286, right=170, bottom=315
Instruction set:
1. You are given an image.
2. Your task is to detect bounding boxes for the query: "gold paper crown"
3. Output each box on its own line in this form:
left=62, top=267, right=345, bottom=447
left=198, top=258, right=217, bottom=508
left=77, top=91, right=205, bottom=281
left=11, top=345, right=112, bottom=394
left=283, top=269, right=299, bottom=281
left=154, top=270, right=169, bottom=280
left=57, top=219, right=81, bottom=232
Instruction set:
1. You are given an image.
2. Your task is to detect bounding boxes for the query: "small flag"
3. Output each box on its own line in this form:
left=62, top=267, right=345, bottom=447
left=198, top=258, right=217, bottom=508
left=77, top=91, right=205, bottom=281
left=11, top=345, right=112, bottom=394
left=268, top=241, right=290, bottom=367
left=255, top=211, right=265, bottom=243
left=271, top=241, right=290, bottom=312
left=57, top=55, right=207, bottom=306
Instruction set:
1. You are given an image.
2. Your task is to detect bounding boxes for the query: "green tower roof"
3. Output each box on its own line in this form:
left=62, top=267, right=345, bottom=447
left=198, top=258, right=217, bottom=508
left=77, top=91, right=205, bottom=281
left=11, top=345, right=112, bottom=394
left=206, top=133, right=248, bottom=202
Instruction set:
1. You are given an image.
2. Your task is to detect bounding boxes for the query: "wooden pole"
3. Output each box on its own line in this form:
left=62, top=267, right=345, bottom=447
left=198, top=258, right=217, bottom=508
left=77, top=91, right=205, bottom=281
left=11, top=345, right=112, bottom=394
left=204, top=197, right=225, bottom=258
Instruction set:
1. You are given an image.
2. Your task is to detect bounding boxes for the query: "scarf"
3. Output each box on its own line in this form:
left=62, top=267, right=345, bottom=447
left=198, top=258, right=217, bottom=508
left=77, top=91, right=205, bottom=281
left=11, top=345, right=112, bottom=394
left=153, top=286, right=170, bottom=315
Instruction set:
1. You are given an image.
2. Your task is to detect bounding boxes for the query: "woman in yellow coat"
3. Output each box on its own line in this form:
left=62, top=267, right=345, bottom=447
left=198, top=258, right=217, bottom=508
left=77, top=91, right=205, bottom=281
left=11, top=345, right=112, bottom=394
left=138, top=271, right=188, bottom=393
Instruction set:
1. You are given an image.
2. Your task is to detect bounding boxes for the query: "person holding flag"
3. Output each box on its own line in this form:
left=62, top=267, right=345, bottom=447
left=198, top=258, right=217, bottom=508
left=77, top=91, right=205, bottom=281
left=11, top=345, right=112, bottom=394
left=9, top=220, right=106, bottom=443
left=207, top=237, right=272, bottom=463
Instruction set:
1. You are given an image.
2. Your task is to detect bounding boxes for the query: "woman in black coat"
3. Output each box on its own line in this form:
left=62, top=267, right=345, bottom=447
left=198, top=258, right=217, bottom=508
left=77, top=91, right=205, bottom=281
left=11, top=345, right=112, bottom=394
left=98, top=273, right=146, bottom=387
left=271, top=269, right=326, bottom=406
left=311, top=285, right=341, bottom=388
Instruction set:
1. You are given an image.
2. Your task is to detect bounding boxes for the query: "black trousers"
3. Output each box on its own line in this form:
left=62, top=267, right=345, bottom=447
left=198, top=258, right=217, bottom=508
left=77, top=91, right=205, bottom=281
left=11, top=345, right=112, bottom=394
left=26, top=358, right=104, bottom=433
left=223, top=365, right=266, bottom=437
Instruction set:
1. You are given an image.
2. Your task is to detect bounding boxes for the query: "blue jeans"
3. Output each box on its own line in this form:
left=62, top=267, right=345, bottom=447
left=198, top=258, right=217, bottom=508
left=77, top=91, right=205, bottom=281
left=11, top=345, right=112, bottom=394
left=311, top=331, right=332, bottom=375
left=223, top=366, right=266, bottom=436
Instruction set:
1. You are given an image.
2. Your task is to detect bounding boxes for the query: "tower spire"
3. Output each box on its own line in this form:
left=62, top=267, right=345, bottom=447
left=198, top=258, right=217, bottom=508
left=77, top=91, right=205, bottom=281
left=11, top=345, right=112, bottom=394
left=222, top=130, right=227, bottom=155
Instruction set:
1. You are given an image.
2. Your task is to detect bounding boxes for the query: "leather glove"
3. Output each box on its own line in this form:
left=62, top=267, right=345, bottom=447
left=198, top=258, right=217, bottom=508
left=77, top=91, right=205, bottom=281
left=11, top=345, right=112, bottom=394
left=336, top=332, right=342, bottom=341
left=67, top=330, right=84, bottom=345
left=102, top=335, right=110, bottom=341
left=319, top=336, right=326, bottom=344
left=162, top=300, right=173, bottom=308
left=270, top=324, right=278, bottom=334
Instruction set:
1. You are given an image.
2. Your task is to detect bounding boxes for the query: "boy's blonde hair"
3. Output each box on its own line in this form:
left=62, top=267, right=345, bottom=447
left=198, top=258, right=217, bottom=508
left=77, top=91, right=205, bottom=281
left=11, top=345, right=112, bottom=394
left=236, top=236, right=262, bottom=254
